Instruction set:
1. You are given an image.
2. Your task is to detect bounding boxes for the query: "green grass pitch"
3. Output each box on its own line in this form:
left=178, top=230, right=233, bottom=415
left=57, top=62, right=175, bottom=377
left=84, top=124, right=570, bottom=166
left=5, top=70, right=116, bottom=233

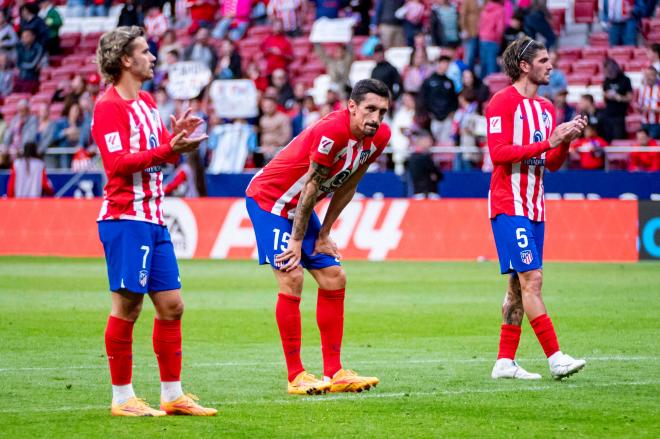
left=0, top=257, right=658, bottom=438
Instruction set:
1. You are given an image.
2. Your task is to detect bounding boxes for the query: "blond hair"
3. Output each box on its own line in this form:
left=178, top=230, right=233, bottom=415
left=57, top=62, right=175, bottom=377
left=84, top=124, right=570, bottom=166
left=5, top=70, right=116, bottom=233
left=96, top=26, right=145, bottom=84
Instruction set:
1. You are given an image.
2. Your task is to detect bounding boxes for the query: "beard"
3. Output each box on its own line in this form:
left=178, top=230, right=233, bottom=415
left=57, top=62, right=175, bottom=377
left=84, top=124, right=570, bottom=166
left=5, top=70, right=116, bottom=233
left=530, top=70, right=550, bottom=86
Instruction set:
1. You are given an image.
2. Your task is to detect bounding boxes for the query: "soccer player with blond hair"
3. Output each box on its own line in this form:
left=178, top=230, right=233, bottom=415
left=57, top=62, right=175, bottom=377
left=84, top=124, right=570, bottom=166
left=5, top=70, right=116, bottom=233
left=93, top=26, right=216, bottom=416
left=486, top=37, right=587, bottom=380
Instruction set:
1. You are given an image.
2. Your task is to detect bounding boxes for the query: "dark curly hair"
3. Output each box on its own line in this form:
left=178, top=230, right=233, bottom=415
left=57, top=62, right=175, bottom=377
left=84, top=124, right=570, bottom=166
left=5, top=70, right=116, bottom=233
left=502, top=37, right=546, bottom=82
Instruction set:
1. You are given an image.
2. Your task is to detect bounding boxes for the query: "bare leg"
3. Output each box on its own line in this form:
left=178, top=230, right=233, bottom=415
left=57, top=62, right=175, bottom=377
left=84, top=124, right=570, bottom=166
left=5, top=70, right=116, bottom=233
left=502, top=274, right=524, bottom=326
left=518, top=269, right=547, bottom=321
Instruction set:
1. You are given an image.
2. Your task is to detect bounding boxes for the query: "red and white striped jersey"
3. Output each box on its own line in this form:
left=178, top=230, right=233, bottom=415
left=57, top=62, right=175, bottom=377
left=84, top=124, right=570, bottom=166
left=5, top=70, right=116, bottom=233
left=485, top=86, right=569, bottom=222
left=92, top=86, right=179, bottom=225
left=246, top=109, right=391, bottom=219
left=637, top=82, right=659, bottom=125
left=267, top=0, right=303, bottom=32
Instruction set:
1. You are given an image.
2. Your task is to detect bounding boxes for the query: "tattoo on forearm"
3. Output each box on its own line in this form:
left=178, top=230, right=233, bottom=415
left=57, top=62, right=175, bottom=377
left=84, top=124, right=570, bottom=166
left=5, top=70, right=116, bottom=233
left=290, top=163, right=330, bottom=240
left=502, top=277, right=524, bottom=325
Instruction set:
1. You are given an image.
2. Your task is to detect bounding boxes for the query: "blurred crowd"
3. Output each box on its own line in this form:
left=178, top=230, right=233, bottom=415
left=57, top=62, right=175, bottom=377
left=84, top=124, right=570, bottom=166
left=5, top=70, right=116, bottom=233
left=0, top=0, right=659, bottom=198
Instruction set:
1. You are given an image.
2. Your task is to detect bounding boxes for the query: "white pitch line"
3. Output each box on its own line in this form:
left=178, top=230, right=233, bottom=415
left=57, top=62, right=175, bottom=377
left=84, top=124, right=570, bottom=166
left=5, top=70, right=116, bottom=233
left=0, top=380, right=658, bottom=414
left=0, top=355, right=657, bottom=373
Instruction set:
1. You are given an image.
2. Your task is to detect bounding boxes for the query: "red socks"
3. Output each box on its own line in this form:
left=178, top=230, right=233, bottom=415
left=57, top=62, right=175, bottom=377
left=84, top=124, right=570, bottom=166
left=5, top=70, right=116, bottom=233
left=316, top=288, right=345, bottom=378
left=530, top=314, right=560, bottom=357
left=276, top=293, right=304, bottom=382
left=497, top=324, right=522, bottom=360
left=153, top=318, right=182, bottom=382
left=105, top=316, right=134, bottom=385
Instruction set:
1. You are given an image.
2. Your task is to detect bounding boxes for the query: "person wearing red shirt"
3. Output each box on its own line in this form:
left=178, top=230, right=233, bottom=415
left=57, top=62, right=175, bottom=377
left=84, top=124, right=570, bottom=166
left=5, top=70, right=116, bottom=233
left=628, top=129, right=660, bottom=172
left=485, top=37, right=587, bottom=381
left=92, top=26, right=215, bottom=417
left=261, top=18, right=293, bottom=75
left=569, top=125, right=607, bottom=170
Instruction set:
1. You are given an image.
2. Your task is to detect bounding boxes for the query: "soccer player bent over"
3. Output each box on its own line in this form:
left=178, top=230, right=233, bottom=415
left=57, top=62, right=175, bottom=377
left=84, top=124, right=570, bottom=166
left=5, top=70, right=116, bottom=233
left=245, top=79, right=391, bottom=395
left=92, top=26, right=216, bottom=416
left=486, top=37, right=587, bottom=380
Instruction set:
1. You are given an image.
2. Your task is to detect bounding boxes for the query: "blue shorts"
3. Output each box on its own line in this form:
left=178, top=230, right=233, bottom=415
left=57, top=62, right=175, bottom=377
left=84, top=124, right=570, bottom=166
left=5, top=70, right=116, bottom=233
left=491, top=214, right=545, bottom=275
left=245, top=197, right=341, bottom=270
left=98, top=220, right=181, bottom=294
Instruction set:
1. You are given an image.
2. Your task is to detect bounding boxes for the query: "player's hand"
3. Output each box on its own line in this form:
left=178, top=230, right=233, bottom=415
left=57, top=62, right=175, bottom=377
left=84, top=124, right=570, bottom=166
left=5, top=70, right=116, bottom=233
left=275, top=238, right=303, bottom=272
left=549, top=116, right=587, bottom=147
left=170, top=130, right=208, bottom=154
left=313, top=234, right=341, bottom=260
left=171, top=108, right=203, bottom=137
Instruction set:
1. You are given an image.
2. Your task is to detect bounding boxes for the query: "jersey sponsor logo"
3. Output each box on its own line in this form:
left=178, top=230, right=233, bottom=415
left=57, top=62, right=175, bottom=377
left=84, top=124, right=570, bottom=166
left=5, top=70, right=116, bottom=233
left=320, top=169, right=352, bottom=193
left=523, top=158, right=546, bottom=166
left=105, top=131, right=122, bottom=152
left=145, top=165, right=162, bottom=173
left=317, top=136, right=335, bottom=155
left=489, top=117, right=502, bottom=134
left=139, top=269, right=149, bottom=287
left=533, top=130, right=543, bottom=142
left=148, top=133, right=157, bottom=149
left=520, top=250, right=533, bottom=265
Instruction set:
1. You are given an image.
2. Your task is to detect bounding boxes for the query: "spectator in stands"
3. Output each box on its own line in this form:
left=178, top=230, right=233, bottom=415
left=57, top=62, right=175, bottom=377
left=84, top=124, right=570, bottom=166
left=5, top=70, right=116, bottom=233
left=183, top=27, right=218, bottom=74
left=19, top=3, right=48, bottom=49
left=1, top=99, right=37, bottom=168
left=6, top=141, right=53, bottom=198
left=0, top=51, right=14, bottom=98
left=312, top=0, right=343, bottom=19
left=208, top=115, right=257, bottom=173
left=390, top=91, right=416, bottom=175
left=165, top=151, right=208, bottom=196
left=402, top=47, right=432, bottom=93
left=452, top=89, right=482, bottom=170
left=188, top=0, right=218, bottom=29
left=261, top=18, right=293, bottom=75
left=372, top=0, right=405, bottom=49
left=52, top=78, right=71, bottom=103
left=52, top=102, right=86, bottom=168
left=576, top=93, right=606, bottom=138
left=523, top=0, right=556, bottom=49
left=0, top=10, right=18, bottom=61
left=538, top=51, right=567, bottom=100
left=430, top=0, right=460, bottom=48
left=569, top=124, right=606, bottom=170
left=258, top=95, right=292, bottom=164
left=419, top=55, right=458, bottom=143
left=407, top=129, right=442, bottom=198
left=478, top=0, right=505, bottom=79
left=314, top=42, right=354, bottom=97
left=117, top=0, right=142, bottom=27
left=78, top=94, right=93, bottom=149
left=155, top=87, right=176, bottom=131
left=63, top=74, right=87, bottom=116
left=648, top=43, right=660, bottom=73
left=36, top=104, right=56, bottom=157
left=270, top=68, right=296, bottom=111
left=350, top=0, right=373, bottom=36
left=86, top=0, right=111, bottom=17
left=461, top=68, right=490, bottom=109
left=635, top=66, right=660, bottom=139
left=212, top=0, right=252, bottom=41
left=502, top=10, right=526, bottom=54
left=15, top=29, right=44, bottom=94
left=602, top=0, right=638, bottom=47
left=292, top=93, right=320, bottom=136
left=553, top=89, right=575, bottom=124
left=603, top=58, right=633, bottom=142
left=628, top=128, right=660, bottom=171
left=85, top=72, right=101, bottom=102
left=38, top=0, right=62, bottom=55
left=66, top=0, right=86, bottom=18
left=246, top=60, right=269, bottom=91
left=215, top=39, right=242, bottom=80
left=144, top=5, right=168, bottom=46
left=459, top=0, right=482, bottom=71
left=371, top=43, right=402, bottom=101
left=267, top=0, right=304, bottom=37
left=325, top=84, right=344, bottom=111
left=398, top=0, right=426, bottom=47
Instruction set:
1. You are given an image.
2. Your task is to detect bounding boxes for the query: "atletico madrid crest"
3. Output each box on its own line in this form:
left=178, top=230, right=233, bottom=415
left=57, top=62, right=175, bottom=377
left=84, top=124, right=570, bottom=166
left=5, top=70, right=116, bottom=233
left=139, top=270, right=149, bottom=287
left=520, top=250, right=534, bottom=265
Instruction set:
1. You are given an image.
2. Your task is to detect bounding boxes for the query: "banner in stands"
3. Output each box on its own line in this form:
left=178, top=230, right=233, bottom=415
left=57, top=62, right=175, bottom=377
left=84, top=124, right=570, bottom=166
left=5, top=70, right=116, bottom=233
left=166, top=61, right=212, bottom=100
left=209, top=80, right=259, bottom=118
left=638, top=201, right=660, bottom=260
left=0, top=199, right=638, bottom=262
left=309, top=18, right=354, bottom=43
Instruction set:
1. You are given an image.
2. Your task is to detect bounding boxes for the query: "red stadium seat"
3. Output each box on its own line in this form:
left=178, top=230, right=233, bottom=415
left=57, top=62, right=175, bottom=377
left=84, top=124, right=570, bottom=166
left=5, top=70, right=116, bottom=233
left=574, top=0, right=596, bottom=24
left=49, top=54, right=66, bottom=67
left=625, top=59, right=651, bottom=71
left=572, top=60, right=600, bottom=75
left=633, top=47, right=651, bottom=61
left=605, top=151, right=629, bottom=170
left=588, top=32, right=609, bottom=47
left=566, top=73, right=591, bottom=86
left=557, top=59, right=573, bottom=73
left=50, top=102, right=65, bottom=117
left=549, top=8, right=566, bottom=35
left=293, top=44, right=311, bottom=59
left=557, top=47, right=582, bottom=62
left=483, top=73, right=511, bottom=94
left=247, top=25, right=273, bottom=39
left=39, top=80, right=61, bottom=94
left=298, top=60, right=326, bottom=75
left=591, top=74, right=605, bottom=85
left=608, top=46, right=633, bottom=58
left=625, top=114, right=643, bottom=134
left=30, top=93, right=53, bottom=106
left=581, top=47, right=607, bottom=61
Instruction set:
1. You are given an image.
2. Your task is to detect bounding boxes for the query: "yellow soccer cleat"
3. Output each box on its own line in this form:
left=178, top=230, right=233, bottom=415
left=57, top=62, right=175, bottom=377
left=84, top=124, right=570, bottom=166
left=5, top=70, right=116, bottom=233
left=111, top=397, right=167, bottom=417
left=288, top=371, right=332, bottom=395
left=160, top=393, right=218, bottom=416
left=329, top=369, right=379, bottom=393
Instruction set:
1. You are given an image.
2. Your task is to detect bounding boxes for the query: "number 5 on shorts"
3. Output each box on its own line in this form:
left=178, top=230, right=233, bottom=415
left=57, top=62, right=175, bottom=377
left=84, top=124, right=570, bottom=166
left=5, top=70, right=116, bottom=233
left=516, top=228, right=528, bottom=248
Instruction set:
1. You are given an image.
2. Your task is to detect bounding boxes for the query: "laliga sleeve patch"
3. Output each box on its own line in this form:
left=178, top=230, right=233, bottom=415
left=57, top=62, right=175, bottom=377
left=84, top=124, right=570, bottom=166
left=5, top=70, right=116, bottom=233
left=489, top=117, right=502, bottom=134
left=317, top=136, right=335, bottom=155
left=104, top=132, right=122, bottom=153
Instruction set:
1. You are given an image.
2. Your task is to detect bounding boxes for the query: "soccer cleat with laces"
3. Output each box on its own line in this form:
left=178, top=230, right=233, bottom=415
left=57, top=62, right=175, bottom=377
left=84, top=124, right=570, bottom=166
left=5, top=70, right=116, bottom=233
left=549, top=352, right=586, bottom=380
left=328, top=369, right=379, bottom=393
left=160, top=393, right=217, bottom=416
left=111, top=397, right=167, bottom=417
left=491, top=358, right=542, bottom=380
left=288, top=371, right=332, bottom=395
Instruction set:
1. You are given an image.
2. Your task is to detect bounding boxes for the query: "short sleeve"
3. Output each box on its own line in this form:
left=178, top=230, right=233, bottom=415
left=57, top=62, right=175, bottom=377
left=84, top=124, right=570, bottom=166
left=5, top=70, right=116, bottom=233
left=308, top=125, right=347, bottom=168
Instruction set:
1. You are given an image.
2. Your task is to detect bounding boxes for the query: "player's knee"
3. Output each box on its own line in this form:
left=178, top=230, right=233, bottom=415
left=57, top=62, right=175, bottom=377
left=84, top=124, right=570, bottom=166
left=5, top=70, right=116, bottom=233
left=521, top=270, right=543, bottom=297
left=113, top=298, right=143, bottom=321
left=278, top=267, right=304, bottom=296
left=318, top=266, right=346, bottom=290
left=167, top=300, right=185, bottom=319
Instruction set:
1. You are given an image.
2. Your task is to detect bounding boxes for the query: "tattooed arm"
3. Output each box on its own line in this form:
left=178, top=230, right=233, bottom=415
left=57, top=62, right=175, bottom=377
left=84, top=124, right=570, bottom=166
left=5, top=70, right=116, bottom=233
left=274, top=161, right=330, bottom=272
